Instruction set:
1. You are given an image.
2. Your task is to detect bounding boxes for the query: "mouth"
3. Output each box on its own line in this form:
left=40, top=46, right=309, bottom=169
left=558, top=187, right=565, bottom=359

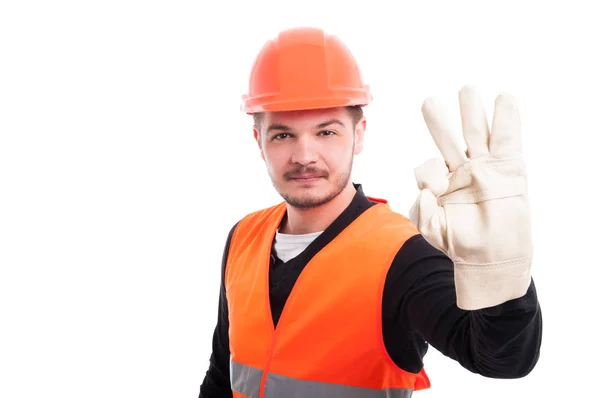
left=288, top=175, right=324, bottom=182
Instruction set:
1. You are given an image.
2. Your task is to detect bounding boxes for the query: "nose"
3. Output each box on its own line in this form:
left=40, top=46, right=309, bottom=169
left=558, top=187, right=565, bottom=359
left=291, top=136, right=318, bottom=165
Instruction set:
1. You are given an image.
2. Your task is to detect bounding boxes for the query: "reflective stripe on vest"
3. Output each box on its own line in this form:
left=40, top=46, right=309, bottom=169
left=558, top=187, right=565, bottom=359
left=231, top=358, right=414, bottom=398
left=230, top=359, right=263, bottom=398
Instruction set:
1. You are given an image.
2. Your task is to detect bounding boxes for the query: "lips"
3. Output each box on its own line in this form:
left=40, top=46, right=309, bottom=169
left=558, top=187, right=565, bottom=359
left=291, top=174, right=322, bottom=179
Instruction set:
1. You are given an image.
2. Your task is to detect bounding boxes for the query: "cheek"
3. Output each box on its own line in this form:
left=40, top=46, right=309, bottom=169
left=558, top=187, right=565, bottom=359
left=322, top=142, right=353, bottom=167
left=263, top=148, right=288, bottom=171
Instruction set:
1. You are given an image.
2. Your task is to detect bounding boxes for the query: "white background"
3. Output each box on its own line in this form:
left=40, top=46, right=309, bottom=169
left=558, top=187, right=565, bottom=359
left=1, top=1, right=598, bottom=397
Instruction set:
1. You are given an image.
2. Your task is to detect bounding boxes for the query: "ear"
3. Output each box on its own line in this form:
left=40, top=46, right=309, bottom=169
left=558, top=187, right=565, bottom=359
left=253, top=127, right=265, bottom=160
left=353, top=117, right=366, bottom=155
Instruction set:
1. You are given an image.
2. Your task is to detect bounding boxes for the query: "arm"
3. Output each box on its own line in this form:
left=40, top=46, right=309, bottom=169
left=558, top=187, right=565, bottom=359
left=382, top=234, right=542, bottom=378
left=198, top=223, right=238, bottom=398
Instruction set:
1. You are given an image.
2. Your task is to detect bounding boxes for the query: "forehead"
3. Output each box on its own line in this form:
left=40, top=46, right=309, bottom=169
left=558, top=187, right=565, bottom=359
left=263, top=107, right=351, bottom=129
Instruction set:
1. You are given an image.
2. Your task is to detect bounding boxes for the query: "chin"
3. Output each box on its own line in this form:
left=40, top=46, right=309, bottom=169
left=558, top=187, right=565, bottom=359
left=284, top=194, right=332, bottom=210
left=281, top=183, right=341, bottom=209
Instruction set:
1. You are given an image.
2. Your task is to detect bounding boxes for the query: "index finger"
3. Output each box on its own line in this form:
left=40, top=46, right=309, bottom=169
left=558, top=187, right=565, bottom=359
left=421, top=97, right=467, bottom=171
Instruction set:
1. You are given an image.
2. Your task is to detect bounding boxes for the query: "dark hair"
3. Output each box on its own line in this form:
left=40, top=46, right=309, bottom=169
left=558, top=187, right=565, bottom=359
left=346, top=105, right=364, bottom=128
left=253, top=105, right=364, bottom=130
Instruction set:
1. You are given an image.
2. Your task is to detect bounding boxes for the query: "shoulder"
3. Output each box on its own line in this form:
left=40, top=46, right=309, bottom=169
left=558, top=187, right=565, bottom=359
left=237, top=201, right=286, bottom=225
left=225, top=201, right=287, bottom=251
left=365, top=203, right=421, bottom=239
left=223, top=202, right=286, bottom=238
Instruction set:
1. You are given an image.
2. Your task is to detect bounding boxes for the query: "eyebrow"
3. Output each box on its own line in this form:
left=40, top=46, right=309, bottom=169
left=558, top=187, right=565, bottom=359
left=316, top=118, right=346, bottom=129
left=266, top=118, right=346, bottom=134
left=266, top=123, right=292, bottom=134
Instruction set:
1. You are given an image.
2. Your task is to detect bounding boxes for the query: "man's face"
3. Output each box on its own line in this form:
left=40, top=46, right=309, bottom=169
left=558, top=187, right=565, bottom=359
left=254, top=107, right=365, bottom=209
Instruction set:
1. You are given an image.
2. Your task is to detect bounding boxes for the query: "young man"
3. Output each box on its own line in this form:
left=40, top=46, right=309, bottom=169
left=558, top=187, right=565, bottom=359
left=199, top=27, right=542, bottom=398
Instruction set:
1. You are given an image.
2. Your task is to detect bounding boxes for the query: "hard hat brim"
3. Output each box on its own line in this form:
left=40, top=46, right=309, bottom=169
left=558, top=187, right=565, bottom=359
left=242, top=90, right=372, bottom=114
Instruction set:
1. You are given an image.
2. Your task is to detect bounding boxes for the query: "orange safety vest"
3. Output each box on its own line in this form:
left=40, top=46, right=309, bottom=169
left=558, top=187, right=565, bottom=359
left=225, top=198, right=431, bottom=398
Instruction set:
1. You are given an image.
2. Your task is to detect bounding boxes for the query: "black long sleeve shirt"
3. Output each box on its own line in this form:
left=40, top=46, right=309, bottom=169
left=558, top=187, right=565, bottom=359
left=199, top=184, right=542, bottom=397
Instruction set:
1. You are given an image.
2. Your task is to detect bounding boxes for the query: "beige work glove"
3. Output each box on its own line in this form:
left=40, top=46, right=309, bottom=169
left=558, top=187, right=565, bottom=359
left=409, top=86, right=533, bottom=310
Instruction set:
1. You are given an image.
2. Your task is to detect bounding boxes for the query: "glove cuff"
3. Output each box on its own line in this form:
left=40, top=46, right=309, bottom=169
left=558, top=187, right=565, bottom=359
left=454, top=256, right=532, bottom=310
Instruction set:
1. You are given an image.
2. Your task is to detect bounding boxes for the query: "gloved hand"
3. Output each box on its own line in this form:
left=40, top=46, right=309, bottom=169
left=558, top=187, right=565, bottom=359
left=409, top=86, right=533, bottom=310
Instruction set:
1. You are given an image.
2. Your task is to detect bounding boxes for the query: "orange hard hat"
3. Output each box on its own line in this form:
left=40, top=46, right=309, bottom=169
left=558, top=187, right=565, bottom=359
left=241, top=27, right=372, bottom=114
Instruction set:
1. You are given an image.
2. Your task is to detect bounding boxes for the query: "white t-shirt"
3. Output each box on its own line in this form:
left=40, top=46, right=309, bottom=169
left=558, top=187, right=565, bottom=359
left=273, top=230, right=323, bottom=262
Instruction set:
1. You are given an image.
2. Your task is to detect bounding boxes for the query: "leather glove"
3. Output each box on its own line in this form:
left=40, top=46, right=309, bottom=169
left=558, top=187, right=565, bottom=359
left=409, top=86, right=533, bottom=310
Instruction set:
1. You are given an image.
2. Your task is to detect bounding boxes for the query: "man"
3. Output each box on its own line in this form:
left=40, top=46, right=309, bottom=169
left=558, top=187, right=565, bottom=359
left=199, top=26, right=542, bottom=398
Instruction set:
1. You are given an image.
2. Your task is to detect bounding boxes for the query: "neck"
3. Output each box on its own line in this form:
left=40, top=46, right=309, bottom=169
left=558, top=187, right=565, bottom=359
left=280, top=183, right=357, bottom=235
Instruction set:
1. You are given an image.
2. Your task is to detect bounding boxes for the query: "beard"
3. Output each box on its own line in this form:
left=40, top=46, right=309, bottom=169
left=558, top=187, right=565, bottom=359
left=271, top=157, right=353, bottom=210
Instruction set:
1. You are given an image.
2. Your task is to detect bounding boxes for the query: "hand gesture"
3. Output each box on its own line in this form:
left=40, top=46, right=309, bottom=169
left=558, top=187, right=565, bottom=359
left=409, top=86, right=533, bottom=310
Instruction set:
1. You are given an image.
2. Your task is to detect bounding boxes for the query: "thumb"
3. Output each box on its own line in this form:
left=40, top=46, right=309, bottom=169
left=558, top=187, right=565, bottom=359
left=414, top=157, right=450, bottom=197
left=409, top=188, right=447, bottom=253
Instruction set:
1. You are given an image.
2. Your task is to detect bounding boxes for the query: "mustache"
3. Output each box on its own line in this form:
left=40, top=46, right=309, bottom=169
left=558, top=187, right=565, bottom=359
left=284, top=166, right=329, bottom=180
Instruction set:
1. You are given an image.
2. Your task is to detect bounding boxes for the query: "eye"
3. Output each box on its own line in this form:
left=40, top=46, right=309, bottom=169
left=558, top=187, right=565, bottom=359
left=319, top=130, right=336, bottom=136
left=272, top=133, right=291, bottom=141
